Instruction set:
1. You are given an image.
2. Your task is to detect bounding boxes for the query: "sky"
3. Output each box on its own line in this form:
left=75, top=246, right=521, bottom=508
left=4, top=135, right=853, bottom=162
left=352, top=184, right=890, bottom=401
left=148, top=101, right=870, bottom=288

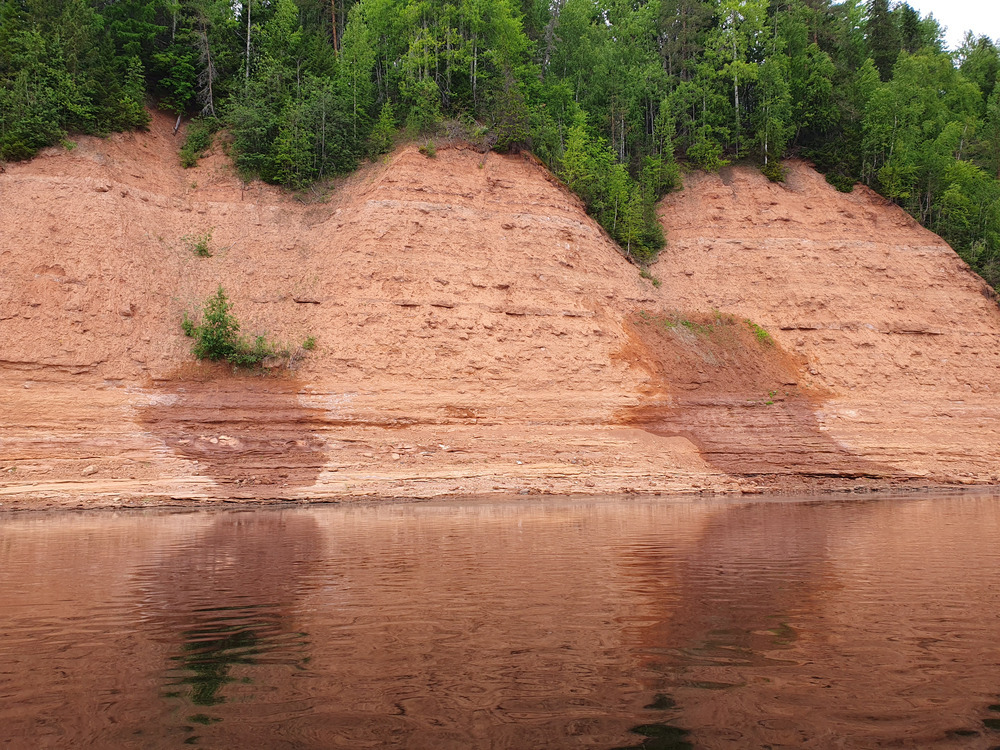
left=901, top=0, right=1000, bottom=50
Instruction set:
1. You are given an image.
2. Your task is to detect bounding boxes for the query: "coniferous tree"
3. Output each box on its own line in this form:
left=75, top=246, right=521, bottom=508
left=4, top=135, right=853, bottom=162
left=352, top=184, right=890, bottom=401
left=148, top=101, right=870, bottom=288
left=982, top=88, right=1000, bottom=180
left=658, top=0, right=711, bottom=81
left=866, top=0, right=899, bottom=81
left=896, top=3, right=921, bottom=54
left=5, top=0, right=1000, bottom=283
left=959, top=34, right=1000, bottom=101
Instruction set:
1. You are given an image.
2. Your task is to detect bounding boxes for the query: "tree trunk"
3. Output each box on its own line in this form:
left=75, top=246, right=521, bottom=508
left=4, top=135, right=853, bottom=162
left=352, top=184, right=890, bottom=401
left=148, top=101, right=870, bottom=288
left=198, top=19, right=217, bottom=116
left=331, top=0, right=339, bottom=53
left=319, top=101, right=327, bottom=177
left=472, top=39, right=478, bottom=106
left=732, top=36, right=740, bottom=154
left=245, top=0, right=251, bottom=80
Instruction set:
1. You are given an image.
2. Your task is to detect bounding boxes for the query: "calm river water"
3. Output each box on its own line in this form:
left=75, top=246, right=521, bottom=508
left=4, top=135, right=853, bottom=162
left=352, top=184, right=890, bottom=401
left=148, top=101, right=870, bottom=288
left=2, top=493, right=1000, bottom=749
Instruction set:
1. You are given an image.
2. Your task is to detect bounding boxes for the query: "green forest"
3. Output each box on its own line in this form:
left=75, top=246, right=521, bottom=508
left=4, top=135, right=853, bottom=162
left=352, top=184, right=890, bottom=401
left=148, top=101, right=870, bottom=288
left=2, top=0, right=1000, bottom=285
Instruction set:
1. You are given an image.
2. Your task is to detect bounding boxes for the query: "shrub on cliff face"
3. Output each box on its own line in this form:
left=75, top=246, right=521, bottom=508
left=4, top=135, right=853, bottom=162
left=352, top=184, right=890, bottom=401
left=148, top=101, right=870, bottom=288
left=180, top=119, right=216, bottom=168
left=760, top=162, right=787, bottom=183
left=745, top=319, right=774, bottom=346
left=183, top=286, right=278, bottom=367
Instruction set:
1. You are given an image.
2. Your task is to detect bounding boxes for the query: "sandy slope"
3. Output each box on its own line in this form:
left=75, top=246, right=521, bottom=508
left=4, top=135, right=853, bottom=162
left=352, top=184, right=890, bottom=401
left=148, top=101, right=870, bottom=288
left=0, top=112, right=727, bottom=507
left=651, top=163, right=1000, bottom=486
left=1, top=113, right=998, bottom=508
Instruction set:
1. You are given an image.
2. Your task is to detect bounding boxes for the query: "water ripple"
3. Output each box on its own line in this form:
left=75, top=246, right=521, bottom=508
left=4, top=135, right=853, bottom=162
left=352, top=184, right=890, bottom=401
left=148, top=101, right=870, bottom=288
left=2, top=493, right=1000, bottom=748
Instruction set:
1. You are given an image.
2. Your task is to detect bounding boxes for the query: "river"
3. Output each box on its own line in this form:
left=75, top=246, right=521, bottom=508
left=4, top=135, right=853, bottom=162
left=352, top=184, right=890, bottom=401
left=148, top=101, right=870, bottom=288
left=2, top=492, right=999, bottom=748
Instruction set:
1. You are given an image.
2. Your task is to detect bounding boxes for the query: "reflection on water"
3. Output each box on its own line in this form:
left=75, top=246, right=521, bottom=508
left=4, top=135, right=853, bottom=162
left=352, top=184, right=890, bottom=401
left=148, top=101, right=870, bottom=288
left=133, top=513, right=318, bottom=744
left=167, top=603, right=285, bottom=707
left=627, top=501, right=832, bottom=675
left=1, top=493, right=1000, bottom=748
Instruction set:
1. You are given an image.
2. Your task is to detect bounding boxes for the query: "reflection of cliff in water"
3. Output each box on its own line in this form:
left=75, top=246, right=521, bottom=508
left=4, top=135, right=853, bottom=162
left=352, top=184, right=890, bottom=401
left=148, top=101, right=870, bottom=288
left=618, top=496, right=1000, bottom=748
left=133, top=511, right=322, bottom=742
left=613, top=501, right=838, bottom=747
left=629, top=501, right=835, bottom=673
left=168, top=601, right=289, bottom=708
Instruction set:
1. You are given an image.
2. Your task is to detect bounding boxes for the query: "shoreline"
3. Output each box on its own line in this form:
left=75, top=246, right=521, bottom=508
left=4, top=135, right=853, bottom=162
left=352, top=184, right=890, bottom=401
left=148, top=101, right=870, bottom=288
left=1, top=477, right=992, bottom=514
left=5, top=130, right=1000, bottom=512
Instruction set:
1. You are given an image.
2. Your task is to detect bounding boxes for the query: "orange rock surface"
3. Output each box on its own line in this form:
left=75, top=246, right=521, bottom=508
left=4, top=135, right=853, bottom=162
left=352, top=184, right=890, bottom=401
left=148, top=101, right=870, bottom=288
left=1, top=113, right=998, bottom=508
left=651, top=164, right=1000, bottom=488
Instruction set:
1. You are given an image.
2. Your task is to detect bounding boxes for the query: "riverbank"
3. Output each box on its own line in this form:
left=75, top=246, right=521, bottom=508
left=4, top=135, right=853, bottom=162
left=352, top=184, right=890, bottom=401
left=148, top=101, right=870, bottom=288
left=0, top=474, right=979, bottom=514
left=3, top=112, right=1000, bottom=509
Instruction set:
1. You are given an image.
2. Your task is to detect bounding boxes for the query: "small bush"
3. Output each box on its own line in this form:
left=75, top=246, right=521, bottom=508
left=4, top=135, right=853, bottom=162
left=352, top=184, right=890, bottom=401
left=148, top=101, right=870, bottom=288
left=745, top=318, right=774, bottom=346
left=302, top=335, right=316, bottom=351
left=368, top=101, right=396, bottom=158
left=680, top=318, right=712, bottom=335
left=825, top=172, right=856, bottom=193
left=419, top=140, right=437, bottom=158
left=760, top=162, right=786, bottom=183
left=182, top=229, right=213, bottom=257
left=180, top=118, right=216, bottom=168
left=184, top=286, right=279, bottom=368
left=639, top=269, right=662, bottom=288
left=405, top=78, right=443, bottom=134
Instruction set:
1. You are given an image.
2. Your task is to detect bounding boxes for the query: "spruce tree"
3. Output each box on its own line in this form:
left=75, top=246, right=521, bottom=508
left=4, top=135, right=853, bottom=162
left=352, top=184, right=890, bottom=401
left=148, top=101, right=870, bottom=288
left=866, top=0, right=899, bottom=81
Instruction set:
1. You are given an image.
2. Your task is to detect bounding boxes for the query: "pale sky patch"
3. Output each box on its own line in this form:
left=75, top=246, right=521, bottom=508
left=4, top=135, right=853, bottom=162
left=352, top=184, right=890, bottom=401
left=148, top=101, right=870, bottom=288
left=900, top=0, right=1000, bottom=50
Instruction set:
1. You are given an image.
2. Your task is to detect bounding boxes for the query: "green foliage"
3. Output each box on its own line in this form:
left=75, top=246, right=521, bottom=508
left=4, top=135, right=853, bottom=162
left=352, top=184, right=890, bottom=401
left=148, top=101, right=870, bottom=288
left=490, top=71, right=531, bottom=153
left=229, top=72, right=360, bottom=187
left=635, top=309, right=720, bottom=336
left=639, top=269, right=661, bottom=287
left=182, top=229, right=213, bottom=257
left=937, top=160, right=1000, bottom=287
left=418, top=140, right=436, bottom=158
left=180, top=118, right=216, bottom=168
left=405, top=78, right=443, bottom=135
left=866, top=0, right=900, bottom=82
left=0, top=1, right=150, bottom=162
left=183, top=286, right=282, bottom=368
left=826, top=173, right=856, bottom=193
left=561, top=121, right=666, bottom=262
left=959, top=34, right=1000, bottom=101
left=189, top=286, right=245, bottom=361
left=754, top=54, right=793, bottom=167
left=368, top=101, right=396, bottom=157
left=302, top=335, right=316, bottom=350
left=745, top=319, right=774, bottom=346
left=761, top=162, right=787, bottom=183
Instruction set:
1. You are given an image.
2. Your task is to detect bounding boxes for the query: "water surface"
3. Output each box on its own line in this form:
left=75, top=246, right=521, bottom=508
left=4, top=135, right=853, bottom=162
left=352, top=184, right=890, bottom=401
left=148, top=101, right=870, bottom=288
left=2, top=493, right=1000, bottom=748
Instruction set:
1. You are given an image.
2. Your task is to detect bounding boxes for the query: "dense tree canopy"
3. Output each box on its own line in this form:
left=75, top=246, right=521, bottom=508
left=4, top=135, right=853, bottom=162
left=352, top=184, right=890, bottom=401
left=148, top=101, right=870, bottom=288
left=2, top=0, right=1000, bottom=282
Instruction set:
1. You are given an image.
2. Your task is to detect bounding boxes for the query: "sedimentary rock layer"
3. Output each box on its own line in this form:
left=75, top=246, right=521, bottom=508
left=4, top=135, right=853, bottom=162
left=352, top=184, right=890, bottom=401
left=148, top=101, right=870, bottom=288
left=1, top=114, right=997, bottom=508
left=650, top=164, right=1000, bottom=488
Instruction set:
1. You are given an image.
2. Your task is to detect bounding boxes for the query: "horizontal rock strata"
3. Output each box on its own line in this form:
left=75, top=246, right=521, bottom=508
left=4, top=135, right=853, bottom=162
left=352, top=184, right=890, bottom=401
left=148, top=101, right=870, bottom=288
left=2, top=115, right=997, bottom=508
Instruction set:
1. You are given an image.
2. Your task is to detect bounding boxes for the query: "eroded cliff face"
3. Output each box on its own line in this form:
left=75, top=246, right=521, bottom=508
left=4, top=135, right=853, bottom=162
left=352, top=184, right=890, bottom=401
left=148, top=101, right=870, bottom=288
left=0, top=111, right=724, bottom=506
left=650, top=163, right=1000, bottom=488
left=1, top=113, right=998, bottom=508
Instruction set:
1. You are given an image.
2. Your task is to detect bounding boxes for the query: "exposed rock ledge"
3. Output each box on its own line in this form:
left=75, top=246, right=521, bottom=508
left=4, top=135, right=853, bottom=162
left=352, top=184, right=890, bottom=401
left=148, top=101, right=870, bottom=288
left=1, top=112, right=998, bottom=510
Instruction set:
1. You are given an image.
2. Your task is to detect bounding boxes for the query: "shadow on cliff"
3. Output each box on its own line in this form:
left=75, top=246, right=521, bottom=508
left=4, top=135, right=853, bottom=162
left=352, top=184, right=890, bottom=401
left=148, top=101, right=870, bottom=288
left=619, top=310, right=899, bottom=489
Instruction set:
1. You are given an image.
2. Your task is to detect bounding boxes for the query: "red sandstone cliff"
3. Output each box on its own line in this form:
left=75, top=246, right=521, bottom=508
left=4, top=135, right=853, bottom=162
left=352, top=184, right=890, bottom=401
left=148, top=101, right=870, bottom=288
left=650, top=164, right=1000, bottom=488
left=1, top=112, right=998, bottom=508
